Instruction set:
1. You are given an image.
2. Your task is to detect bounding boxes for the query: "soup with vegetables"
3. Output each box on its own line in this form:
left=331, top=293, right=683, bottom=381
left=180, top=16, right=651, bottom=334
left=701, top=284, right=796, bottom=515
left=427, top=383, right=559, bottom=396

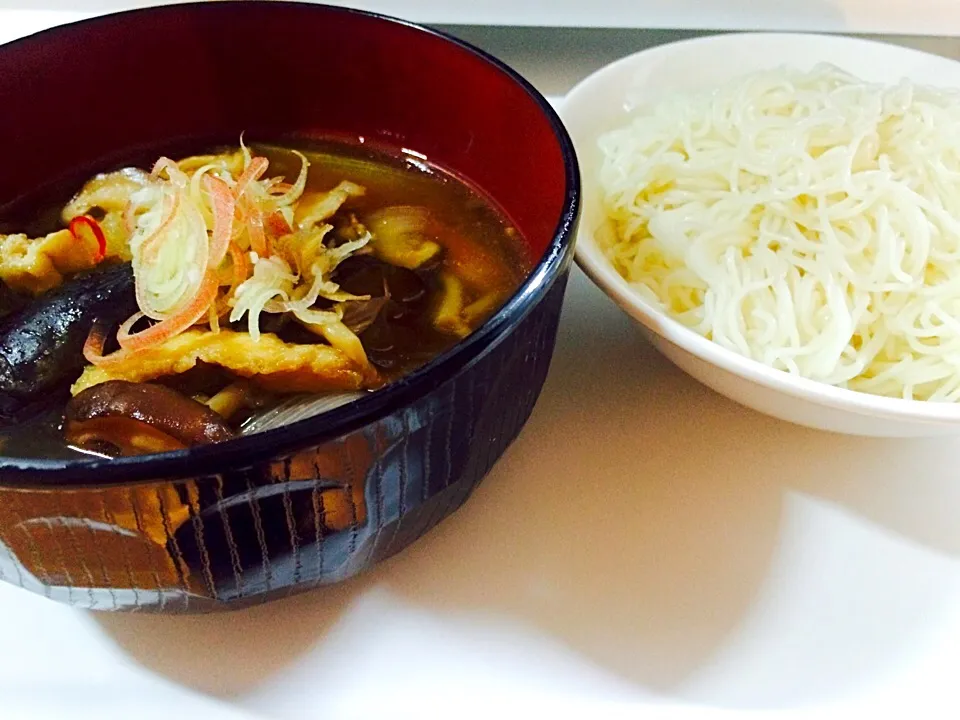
left=0, top=140, right=530, bottom=460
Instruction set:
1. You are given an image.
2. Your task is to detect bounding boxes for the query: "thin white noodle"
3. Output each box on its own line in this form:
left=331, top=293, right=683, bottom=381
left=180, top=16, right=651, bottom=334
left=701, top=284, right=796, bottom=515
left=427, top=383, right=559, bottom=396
left=598, top=63, right=960, bottom=401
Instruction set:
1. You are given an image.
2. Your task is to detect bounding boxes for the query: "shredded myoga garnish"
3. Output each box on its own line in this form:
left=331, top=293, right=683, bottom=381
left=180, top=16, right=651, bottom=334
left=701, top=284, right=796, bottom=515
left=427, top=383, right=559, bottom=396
left=83, top=141, right=372, bottom=370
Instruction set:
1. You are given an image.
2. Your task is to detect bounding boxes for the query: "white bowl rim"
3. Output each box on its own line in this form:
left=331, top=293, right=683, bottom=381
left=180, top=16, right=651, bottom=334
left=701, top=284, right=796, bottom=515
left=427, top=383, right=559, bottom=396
left=563, top=31, right=960, bottom=425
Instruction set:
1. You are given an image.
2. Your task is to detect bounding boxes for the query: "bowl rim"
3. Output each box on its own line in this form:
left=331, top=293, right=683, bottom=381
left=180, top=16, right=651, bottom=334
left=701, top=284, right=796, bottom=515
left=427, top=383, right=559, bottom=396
left=0, top=0, right=581, bottom=487
left=563, top=30, right=960, bottom=426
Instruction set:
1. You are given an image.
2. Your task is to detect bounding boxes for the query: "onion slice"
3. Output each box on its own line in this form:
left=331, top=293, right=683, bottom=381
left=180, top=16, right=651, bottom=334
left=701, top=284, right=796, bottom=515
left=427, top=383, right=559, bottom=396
left=83, top=321, right=133, bottom=370
left=138, top=189, right=180, bottom=265
left=269, top=151, right=309, bottom=207
left=151, top=157, right=189, bottom=187
left=234, top=156, right=269, bottom=200
left=239, top=193, right=269, bottom=257
left=204, top=175, right=235, bottom=267
left=117, top=271, right=220, bottom=352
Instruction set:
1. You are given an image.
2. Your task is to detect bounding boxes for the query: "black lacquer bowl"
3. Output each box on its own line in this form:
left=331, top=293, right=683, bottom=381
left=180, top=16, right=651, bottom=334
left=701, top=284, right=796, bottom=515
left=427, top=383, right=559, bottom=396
left=0, top=2, right=579, bottom=611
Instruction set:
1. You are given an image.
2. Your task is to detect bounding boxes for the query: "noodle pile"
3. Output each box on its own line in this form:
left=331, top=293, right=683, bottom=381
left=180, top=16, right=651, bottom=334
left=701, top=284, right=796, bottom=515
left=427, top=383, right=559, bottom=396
left=598, top=63, right=960, bottom=401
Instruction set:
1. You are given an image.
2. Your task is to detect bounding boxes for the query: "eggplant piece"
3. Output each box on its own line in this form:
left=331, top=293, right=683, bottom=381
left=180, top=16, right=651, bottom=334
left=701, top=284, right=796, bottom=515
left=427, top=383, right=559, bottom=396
left=0, top=263, right=135, bottom=426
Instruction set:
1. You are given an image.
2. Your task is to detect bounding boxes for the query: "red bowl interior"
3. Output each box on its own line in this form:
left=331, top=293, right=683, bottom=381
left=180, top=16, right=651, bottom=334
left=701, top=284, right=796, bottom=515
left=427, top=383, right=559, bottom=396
left=0, top=1, right=568, bottom=259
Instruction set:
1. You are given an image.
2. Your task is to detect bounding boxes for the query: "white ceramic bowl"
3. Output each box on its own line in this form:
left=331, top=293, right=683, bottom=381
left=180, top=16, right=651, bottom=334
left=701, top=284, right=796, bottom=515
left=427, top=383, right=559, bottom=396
left=561, top=32, right=960, bottom=437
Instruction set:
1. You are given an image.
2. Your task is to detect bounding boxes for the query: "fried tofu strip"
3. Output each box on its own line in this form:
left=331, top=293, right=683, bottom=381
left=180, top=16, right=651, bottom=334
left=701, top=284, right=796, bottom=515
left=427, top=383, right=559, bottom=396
left=294, top=181, right=366, bottom=231
left=175, top=149, right=246, bottom=176
left=63, top=168, right=149, bottom=219
left=0, top=229, right=99, bottom=295
left=72, top=329, right=372, bottom=395
left=62, top=167, right=151, bottom=262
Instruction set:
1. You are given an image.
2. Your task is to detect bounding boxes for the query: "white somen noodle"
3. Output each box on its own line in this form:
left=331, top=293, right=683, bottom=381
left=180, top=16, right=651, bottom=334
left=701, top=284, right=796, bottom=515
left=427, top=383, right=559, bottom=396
left=597, top=63, right=960, bottom=401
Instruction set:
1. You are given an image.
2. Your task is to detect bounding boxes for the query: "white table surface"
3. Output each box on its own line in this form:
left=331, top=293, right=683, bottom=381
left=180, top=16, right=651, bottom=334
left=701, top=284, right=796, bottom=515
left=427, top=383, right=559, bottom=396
left=6, top=8, right=960, bottom=720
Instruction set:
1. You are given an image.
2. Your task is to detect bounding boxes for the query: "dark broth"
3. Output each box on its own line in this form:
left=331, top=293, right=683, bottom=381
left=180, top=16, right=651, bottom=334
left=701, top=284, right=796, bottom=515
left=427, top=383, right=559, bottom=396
left=260, top=140, right=530, bottom=380
left=0, top=139, right=532, bottom=460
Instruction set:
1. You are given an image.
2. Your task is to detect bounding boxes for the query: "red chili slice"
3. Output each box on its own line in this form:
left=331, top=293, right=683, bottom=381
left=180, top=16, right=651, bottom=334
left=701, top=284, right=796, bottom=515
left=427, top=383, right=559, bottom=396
left=69, top=215, right=107, bottom=263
